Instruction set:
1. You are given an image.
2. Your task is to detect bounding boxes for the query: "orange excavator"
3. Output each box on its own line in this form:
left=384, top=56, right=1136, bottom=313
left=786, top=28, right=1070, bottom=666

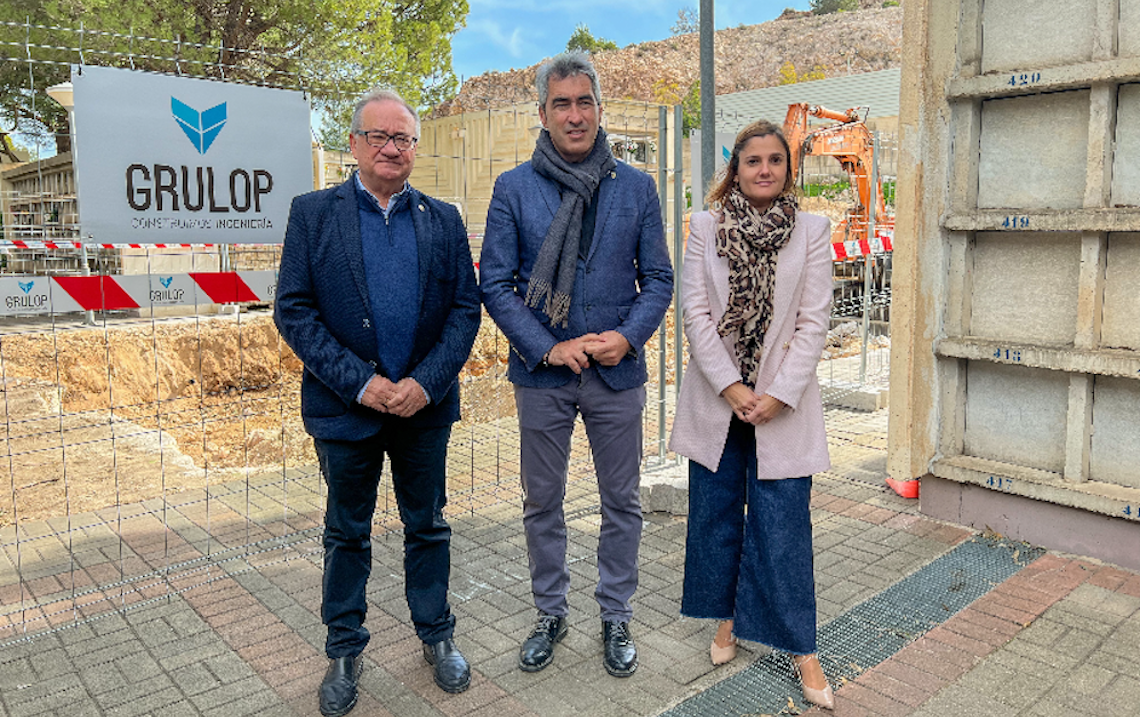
left=783, top=103, right=894, bottom=246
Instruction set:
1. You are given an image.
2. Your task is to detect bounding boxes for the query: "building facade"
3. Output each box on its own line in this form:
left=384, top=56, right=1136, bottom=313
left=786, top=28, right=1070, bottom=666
left=890, top=0, right=1140, bottom=569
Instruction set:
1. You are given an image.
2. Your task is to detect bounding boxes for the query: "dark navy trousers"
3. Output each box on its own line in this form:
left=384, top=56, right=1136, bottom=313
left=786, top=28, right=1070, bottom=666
left=315, top=423, right=455, bottom=658
left=681, top=417, right=818, bottom=655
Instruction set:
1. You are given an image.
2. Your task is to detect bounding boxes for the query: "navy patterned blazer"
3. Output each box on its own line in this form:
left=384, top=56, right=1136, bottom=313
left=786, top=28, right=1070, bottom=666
left=274, top=174, right=481, bottom=440
left=479, top=160, right=673, bottom=391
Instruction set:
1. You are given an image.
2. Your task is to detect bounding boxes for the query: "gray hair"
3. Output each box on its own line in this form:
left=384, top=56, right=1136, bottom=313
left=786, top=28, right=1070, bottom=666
left=535, top=52, right=603, bottom=108
left=350, top=88, right=421, bottom=137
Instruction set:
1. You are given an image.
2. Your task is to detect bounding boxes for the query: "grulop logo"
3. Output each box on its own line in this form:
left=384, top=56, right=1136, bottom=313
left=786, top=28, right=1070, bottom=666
left=172, top=98, right=227, bottom=155
left=7, top=279, right=47, bottom=310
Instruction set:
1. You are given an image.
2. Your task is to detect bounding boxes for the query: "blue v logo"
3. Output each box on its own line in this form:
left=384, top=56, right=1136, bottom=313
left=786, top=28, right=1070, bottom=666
left=172, top=98, right=227, bottom=155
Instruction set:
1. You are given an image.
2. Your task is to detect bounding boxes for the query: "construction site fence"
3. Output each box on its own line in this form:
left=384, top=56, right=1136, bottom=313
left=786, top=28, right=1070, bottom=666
left=0, top=23, right=895, bottom=644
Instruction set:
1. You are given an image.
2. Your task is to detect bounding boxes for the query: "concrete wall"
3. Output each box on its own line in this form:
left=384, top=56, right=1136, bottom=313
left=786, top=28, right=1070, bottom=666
left=890, top=0, right=1140, bottom=565
left=1102, top=233, right=1140, bottom=349
left=977, top=92, right=1089, bottom=210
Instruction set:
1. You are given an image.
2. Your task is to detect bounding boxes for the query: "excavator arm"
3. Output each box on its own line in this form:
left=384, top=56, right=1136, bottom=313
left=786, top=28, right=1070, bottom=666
left=782, top=103, right=891, bottom=245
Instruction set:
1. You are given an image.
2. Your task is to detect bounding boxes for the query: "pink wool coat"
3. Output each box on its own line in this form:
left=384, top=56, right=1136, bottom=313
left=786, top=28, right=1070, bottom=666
left=669, top=209, right=832, bottom=478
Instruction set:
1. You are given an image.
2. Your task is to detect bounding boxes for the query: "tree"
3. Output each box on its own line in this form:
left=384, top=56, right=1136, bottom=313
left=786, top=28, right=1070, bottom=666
left=650, top=78, right=700, bottom=137
left=810, top=0, right=859, bottom=14
left=0, top=1, right=71, bottom=153
left=1, top=0, right=470, bottom=153
left=778, top=61, right=826, bottom=85
left=671, top=7, right=699, bottom=35
left=566, top=24, right=618, bottom=54
left=681, top=80, right=700, bottom=136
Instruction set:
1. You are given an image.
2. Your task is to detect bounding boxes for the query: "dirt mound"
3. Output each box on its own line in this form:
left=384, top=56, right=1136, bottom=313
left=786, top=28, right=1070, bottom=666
left=436, top=7, right=902, bottom=114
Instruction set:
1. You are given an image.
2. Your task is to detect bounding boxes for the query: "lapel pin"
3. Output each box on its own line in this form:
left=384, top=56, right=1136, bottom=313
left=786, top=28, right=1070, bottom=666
left=418, top=204, right=425, bottom=211
left=610, top=171, right=616, bottom=179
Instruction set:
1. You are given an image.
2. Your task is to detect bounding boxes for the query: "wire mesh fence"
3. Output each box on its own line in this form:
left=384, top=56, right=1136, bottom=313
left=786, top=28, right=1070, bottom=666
left=0, top=24, right=897, bottom=643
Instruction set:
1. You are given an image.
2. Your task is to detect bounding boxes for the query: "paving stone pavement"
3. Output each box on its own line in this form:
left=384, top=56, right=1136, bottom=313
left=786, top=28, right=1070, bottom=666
left=1, top=406, right=1138, bottom=716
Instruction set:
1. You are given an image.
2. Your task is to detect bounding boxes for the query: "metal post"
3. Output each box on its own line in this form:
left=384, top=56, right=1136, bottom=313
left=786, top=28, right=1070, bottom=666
left=656, top=105, right=669, bottom=462
left=673, top=104, right=685, bottom=400
left=218, top=244, right=236, bottom=315
left=78, top=240, right=95, bottom=325
left=699, top=0, right=715, bottom=205
left=859, top=131, right=879, bottom=385
left=68, top=105, right=95, bottom=326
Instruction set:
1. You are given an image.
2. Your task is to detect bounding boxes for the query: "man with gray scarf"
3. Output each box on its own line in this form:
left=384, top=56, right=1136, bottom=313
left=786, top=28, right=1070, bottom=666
left=479, top=52, right=673, bottom=677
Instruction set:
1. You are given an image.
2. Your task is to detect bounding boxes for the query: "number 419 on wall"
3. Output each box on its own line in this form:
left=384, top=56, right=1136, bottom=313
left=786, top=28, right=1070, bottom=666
left=993, top=348, right=1022, bottom=362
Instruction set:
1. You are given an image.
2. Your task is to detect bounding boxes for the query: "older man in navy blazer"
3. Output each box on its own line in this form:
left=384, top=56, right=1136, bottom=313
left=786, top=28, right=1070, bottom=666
left=480, top=52, right=673, bottom=678
left=275, top=89, right=480, bottom=715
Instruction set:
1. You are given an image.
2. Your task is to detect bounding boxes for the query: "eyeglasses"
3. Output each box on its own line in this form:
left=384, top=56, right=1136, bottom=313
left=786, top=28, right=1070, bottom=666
left=354, top=130, right=418, bottom=151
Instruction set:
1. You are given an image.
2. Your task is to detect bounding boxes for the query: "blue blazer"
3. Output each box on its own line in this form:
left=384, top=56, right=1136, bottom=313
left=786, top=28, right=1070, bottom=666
left=480, top=160, right=673, bottom=391
left=274, top=176, right=481, bottom=440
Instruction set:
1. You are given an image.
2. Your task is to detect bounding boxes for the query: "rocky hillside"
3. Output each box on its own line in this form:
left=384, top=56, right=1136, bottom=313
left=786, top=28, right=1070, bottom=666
left=436, top=6, right=902, bottom=115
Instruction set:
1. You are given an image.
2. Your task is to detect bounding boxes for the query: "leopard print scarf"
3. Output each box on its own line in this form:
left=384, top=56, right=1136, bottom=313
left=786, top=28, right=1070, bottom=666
left=715, top=187, right=797, bottom=388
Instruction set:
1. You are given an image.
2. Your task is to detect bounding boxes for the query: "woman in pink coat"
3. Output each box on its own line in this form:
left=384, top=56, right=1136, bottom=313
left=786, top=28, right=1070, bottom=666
left=669, top=119, right=834, bottom=710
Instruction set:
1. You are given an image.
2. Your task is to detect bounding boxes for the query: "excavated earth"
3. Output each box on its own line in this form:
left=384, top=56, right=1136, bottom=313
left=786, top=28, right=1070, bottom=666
left=0, top=312, right=522, bottom=526
left=0, top=298, right=879, bottom=528
left=0, top=191, right=873, bottom=528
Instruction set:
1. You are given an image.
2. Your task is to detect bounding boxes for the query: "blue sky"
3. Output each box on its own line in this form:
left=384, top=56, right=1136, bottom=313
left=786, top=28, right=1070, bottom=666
left=451, top=0, right=812, bottom=82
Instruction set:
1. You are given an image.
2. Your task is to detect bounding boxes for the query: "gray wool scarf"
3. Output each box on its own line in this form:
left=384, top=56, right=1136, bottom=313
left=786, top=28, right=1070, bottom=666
left=526, top=128, right=616, bottom=328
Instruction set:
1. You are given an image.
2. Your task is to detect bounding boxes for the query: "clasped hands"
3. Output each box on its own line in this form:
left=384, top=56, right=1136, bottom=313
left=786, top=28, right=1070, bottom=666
left=545, top=331, right=630, bottom=373
left=361, top=376, right=427, bottom=417
left=721, top=382, right=787, bottom=425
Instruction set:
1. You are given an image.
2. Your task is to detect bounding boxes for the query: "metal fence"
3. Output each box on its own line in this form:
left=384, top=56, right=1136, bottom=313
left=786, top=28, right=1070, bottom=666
left=0, top=24, right=896, bottom=644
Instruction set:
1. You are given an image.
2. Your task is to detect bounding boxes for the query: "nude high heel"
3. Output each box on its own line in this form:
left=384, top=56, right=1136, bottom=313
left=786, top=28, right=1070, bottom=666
left=710, top=634, right=737, bottom=665
left=792, top=654, right=835, bottom=710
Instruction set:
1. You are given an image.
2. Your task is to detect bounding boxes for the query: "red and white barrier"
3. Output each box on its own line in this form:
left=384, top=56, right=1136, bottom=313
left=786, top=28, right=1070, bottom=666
left=829, top=228, right=894, bottom=262
left=0, top=271, right=276, bottom=316
left=3, top=241, right=218, bottom=250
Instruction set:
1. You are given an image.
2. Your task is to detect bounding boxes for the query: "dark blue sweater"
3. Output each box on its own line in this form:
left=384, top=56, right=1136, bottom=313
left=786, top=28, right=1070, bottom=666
left=355, top=176, right=420, bottom=384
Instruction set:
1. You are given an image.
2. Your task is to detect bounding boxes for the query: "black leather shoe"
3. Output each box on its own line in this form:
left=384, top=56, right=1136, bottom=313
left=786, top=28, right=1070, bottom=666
left=518, top=613, right=568, bottom=672
left=602, top=620, right=638, bottom=677
left=423, top=638, right=471, bottom=693
left=319, top=655, right=362, bottom=717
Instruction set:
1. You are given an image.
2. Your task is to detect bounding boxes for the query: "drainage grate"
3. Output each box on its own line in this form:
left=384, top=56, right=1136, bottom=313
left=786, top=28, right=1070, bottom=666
left=661, top=536, right=1044, bottom=717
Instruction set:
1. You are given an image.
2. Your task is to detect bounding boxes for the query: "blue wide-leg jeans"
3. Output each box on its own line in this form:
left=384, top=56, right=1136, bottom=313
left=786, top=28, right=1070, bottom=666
left=315, top=422, right=455, bottom=658
left=681, top=417, right=817, bottom=655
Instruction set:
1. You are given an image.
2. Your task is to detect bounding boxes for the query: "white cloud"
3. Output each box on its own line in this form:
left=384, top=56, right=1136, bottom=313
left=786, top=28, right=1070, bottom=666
left=466, top=20, right=528, bottom=58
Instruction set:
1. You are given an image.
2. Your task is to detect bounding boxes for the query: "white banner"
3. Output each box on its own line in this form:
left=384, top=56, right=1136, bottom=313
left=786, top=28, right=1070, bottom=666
left=72, top=66, right=313, bottom=244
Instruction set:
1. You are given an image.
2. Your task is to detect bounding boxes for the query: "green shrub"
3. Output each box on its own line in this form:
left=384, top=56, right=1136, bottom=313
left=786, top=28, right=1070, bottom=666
left=881, top=180, right=896, bottom=206
left=802, top=180, right=851, bottom=200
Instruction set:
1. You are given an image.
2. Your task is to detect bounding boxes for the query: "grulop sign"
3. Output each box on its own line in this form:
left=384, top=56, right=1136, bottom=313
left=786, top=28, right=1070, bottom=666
left=72, top=66, right=313, bottom=243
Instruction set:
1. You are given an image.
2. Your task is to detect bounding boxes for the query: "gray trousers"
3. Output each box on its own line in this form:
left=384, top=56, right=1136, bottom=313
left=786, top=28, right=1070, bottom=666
left=514, top=367, right=646, bottom=622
